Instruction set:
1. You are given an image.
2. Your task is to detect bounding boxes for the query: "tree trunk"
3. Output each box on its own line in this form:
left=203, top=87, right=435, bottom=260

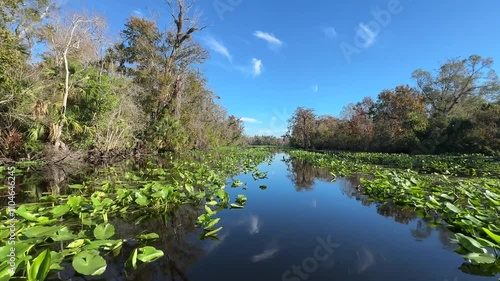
left=53, top=17, right=84, bottom=150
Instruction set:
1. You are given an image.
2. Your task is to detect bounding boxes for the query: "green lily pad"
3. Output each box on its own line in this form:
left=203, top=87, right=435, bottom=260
left=94, top=223, right=115, bottom=240
left=464, top=253, right=497, bottom=264
left=72, top=250, right=107, bottom=276
left=137, top=246, right=164, bottom=263
left=138, top=233, right=160, bottom=241
left=455, top=233, right=487, bottom=254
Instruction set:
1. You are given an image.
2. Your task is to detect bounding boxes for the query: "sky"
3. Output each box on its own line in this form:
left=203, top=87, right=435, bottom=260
left=60, top=0, right=500, bottom=136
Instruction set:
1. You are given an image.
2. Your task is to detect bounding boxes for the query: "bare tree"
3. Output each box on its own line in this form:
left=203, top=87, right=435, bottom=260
left=165, top=0, right=207, bottom=119
left=44, top=12, right=106, bottom=150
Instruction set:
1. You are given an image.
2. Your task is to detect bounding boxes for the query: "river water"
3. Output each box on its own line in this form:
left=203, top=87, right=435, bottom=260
left=80, top=153, right=497, bottom=281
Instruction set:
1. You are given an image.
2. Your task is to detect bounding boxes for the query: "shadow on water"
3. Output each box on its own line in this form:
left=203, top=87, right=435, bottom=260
left=10, top=153, right=500, bottom=280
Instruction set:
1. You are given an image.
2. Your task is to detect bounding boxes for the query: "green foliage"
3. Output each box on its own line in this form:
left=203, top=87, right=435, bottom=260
left=1, top=1, right=244, bottom=159
left=0, top=147, right=274, bottom=279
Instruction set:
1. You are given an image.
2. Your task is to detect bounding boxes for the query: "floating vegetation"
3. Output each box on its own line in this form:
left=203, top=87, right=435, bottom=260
left=0, top=147, right=274, bottom=280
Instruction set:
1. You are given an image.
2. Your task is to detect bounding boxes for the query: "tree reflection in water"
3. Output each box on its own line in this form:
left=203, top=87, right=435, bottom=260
left=283, top=157, right=333, bottom=191
left=284, top=156, right=457, bottom=250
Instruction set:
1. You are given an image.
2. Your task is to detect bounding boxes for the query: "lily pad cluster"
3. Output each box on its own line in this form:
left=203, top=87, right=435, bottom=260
left=0, top=147, right=274, bottom=280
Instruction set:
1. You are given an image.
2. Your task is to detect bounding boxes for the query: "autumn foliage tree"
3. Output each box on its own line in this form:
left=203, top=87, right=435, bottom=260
left=372, top=85, right=427, bottom=152
left=287, top=107, right=317, bottom=149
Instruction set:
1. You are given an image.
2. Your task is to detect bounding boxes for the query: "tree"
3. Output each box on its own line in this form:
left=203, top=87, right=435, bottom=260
left=0, top=23, right=29, bottom=157
left=464, top=102, right=500, bottom=154
left=166, top=0, right=207, bottom=119
left=287, top=107, right=317, bottom=149
left=372, top=85, right=427, bottom=152
left=347, top=97, right=375, bottom=151
left=313, top=115, right=340, bottom=149
left=1, top=0, right=54, bottom=52
left=117, top=3, right=208, bottom=151
left=119, top=1, right=207, bottom=124
left=0, top=25, right=27, bottom=110
left=412, top=55, right=500, bottom=116
left=41, top=12, right=106, bottom=150
left=412, top=55, right=500, bottom=153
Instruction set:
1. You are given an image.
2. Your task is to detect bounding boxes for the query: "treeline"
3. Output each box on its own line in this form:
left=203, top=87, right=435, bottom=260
left=0, top=0, right=245, bottom=160
left=245, top=135, right=287, bottom=146
left=287, top=55, right=500, bottom=155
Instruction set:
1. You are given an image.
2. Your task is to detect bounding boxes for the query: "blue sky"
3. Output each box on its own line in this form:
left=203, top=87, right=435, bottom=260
left=61, top=0, right=500, bottom=136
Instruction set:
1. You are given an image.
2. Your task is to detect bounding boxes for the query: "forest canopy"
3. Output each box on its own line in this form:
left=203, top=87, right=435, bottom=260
left=0, top=0, right=245, bottom=160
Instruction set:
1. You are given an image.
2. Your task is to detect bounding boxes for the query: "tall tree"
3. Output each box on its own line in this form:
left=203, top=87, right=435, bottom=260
left=347, top=97, right=375, bottom=151
left=119, top=1, right=207, bottom=124
left=372, top=85, right=427, bottom=152
left=287, top=107, right=317, bottom=149
left=412, top=55, right=500, bottom=116
left=313, top=115, right=340, bottom=149
left=412, top=55, right=500, bottom=153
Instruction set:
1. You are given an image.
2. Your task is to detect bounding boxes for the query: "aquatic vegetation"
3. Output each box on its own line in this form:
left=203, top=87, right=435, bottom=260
left=0, top=147, right=274, bottom=280
left=289, top=150, right=500, bottom=276
left=288, top=150, right=500, bottom=178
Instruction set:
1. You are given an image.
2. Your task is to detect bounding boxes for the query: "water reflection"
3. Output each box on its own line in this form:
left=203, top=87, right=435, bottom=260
left=250, top=238, right=279, bottom=263
left=243, top=215, right=261, bottom=235
left=284, top=156, right=463, bottom=253
left=284, top=158, right=333, bottom=191
left=354, top=247, right=375, bottom=274
left=21, top=154, right=500, bottom=280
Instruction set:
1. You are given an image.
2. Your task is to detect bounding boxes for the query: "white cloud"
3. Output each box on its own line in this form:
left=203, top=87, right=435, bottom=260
left=132, top=9, right=144, bottom=17
left=357, top=23, right=378, bottom=48
left=248, top=215, right=260, bottom=235
left=241, top=117, right=262, bottom=123
left=324, top=26, right=337, bottom=38
left=231, top=58, right=263, bottom=77
left=251, top=58, right=262, bottom=76
left=312, top=84, right=319, bottom=93
left=253, top=31, right=283, bottom=47
left=205, top=37, right=232, bottom=62
left=251, top=248, right=279, bottom=262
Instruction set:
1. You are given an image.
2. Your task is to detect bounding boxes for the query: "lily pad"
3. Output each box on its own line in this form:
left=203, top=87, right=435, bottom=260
left=137, top=246, right=164, bottom=263
left=93, top=223, right=115, bottom=240
left=72, top=250, right=107, bottom=276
